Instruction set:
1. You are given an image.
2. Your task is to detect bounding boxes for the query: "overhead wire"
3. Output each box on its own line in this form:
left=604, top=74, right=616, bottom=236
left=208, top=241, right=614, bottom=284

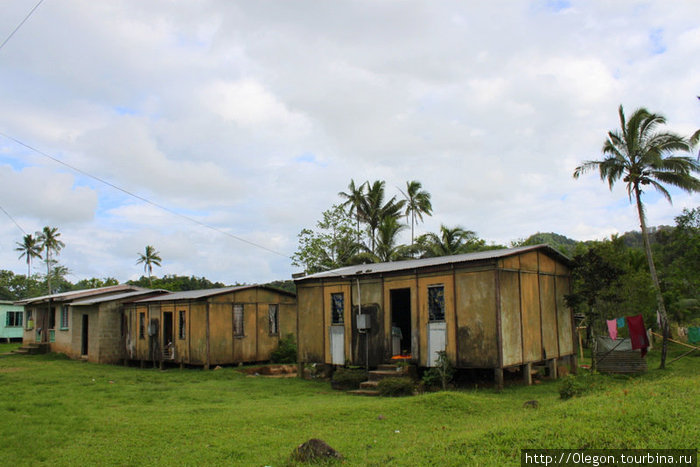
left=0, top=204, right=27, bottom=235
left=0, top=131, right=292, bottom=259
left=0, top=0, right=45, bottom=52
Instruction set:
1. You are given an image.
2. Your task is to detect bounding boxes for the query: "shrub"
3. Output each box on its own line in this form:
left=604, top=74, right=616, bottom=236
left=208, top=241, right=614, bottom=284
left=331, top=368, right=368, bottom=390
left=270, top=334, right=297, bottom=363
left=421, top=351, right=454, bottom=390
left=377, top=377, right=415, bottom=397
left=559, top=375, right=587, bottom=400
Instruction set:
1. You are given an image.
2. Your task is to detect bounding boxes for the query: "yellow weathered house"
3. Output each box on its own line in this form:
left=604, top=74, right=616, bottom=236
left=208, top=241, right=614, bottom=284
left=294, top=245, right=575, bottom=386
left=124, top=285, right=296, bottom=368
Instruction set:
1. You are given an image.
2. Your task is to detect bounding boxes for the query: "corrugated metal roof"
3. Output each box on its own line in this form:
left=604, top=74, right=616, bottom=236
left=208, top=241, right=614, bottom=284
left=70, top=289, right=169, bottom=306
left=134, top=284, right=295, bottom=303
left=295, top=244, right=571, bottom=281
left=15, top=285, right=144, bottom=305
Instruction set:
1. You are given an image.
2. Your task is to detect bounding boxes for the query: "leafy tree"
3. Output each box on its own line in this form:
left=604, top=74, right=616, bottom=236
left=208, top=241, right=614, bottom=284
left=352, top=216, right=416, bottom=264
left=38, top=226, right=65, bottom=295
left=573, top=105, right=700, bottom=368
left=73, top=277, right=120, bottom=290
left=516, top=232, right=578, bottom=257
left=15, top=233, right=42, bottom=277
left=292, top=205, right=361, bottom=274
left=400, top=180, right=432, bottom=245
left=127, top=274, right=228, bottom=291
left=417, top=225, right=486, bottom=257
left=0, top=270, right=45, bottom=300
left=136, top=245, right=162, bottom=287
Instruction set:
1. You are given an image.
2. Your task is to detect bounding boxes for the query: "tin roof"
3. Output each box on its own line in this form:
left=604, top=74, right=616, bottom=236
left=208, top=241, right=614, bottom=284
left=294, top=244, right=571, bottom=281
left=70, top=289, right=169, bottom=306
left=15, top=284, right=144, bottom=305
left=134, top=284, right=295, bottom=303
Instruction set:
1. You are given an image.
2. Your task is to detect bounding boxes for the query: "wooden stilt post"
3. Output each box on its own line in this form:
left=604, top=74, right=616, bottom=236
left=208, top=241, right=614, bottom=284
left=570, top=354, right=578, bottom=375
left=548, top=358, right=558, bottom=379
left=494, top=367, right=504, bottom=389
left=523, top=362, right=532, bottom=385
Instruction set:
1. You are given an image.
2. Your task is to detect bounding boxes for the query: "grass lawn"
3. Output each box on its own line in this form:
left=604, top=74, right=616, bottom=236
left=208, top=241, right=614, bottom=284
left=0, top=347, right=697, bottom=466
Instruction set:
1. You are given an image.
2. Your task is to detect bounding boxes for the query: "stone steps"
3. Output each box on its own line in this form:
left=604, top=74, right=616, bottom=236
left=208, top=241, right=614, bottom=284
left=12, top=343, right=49, bottom=355
left=350, top=363, right=415, bottom=396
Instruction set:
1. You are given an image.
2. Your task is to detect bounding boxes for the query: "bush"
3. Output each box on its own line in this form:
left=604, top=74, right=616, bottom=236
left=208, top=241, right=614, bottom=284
left=421, top=351, right=454, bottom=390
left=559, top=375, right=587, bottom=400
left=331, top=368, right=368, bottom=390
left=270, top=334, right=297, bottom=363
left=377, top=377, right=415, bottom=397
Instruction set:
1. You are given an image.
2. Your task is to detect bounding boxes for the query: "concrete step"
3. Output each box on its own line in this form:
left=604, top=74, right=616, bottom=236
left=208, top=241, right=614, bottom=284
left=376, top=364, right=401, bottom=371
left=14, top=343, right=49, bottom=355
left=368, top=370, right=407, bottom=381
left=359, top=380, right=379, bottom=389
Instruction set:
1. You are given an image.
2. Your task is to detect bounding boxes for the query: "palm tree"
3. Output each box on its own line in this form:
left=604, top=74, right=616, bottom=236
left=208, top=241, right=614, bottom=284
left=15, top=233, right=42, bottom=277
left=360, top=180, right=405, bottom=254
left=38, top=226, right=65, bottom=294
left=137, top=245, right=162, bottom=286
left=418, top=225, right=481, bottom=257
left=338, top=179, right=367, bottom=243
left=349, top=216, right=414, bottom=264
left=400, top=180, right=433, bottom=245
left=573, top=105, right=700, bottom=369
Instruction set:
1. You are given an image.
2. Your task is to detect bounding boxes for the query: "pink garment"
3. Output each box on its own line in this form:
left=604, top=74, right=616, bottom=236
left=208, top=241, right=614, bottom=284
left=606, top=319, right=618, bottom=340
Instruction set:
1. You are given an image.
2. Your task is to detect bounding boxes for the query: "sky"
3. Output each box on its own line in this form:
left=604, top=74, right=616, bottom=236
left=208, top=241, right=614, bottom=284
left=1, top=0, right=699, bottom=286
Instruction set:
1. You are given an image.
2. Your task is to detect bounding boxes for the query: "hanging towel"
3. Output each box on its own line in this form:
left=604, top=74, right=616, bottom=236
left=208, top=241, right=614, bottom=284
left=688, top=327, right=700, bottom=345
left=617, top=317, right=625, bottom=328
left=606, top=319, right=618, bottom=340
left=626, top=314, right=649, bottom=357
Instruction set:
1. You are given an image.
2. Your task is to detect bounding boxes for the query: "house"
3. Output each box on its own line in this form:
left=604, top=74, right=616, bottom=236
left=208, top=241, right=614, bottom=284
left=1, top=300, right=25, bottom=342
left=17, top=285, right=165, bottom=363
left=293, top=244, right=576, bottom=386
left=123, top=285, right=297, bottom=368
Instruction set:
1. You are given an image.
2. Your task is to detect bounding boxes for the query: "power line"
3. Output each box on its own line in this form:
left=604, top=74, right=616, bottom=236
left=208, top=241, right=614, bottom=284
left=0, top=131, right=292, bottom=259
left=0, top=204, right=27, bottom=235
left=0, top=0, right=45, bottom=52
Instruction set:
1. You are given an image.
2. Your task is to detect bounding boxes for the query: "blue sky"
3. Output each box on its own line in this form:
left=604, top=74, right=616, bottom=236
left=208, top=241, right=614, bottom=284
left=0, top=0, right=698, bottom=285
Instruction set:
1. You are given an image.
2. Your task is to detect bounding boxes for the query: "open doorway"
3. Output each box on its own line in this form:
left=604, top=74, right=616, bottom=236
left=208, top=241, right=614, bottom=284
left=390, top=288, right=411, bottom=356
left=163, top=312, right=173, bottom=346
left=81, top=314, right=89, bottom=356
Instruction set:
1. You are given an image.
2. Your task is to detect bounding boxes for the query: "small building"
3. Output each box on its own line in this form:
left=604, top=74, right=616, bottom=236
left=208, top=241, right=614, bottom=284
left=294, top=245, right=576, bottom=386
left=1, top=300, right=25, bottom=342
left=124, top=285, right=297, bottom=368
left=18, top=285, right=164, bottom=363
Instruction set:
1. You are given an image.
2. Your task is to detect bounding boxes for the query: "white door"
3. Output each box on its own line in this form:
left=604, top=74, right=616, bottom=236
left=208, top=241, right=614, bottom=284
left=330, top=325, right=345, bottom=365
left=427, top=321, right=446, bottom=367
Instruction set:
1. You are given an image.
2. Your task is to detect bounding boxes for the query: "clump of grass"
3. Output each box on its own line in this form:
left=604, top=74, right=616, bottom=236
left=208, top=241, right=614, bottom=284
left=331, top=367, right=367, bottom=390
left=270, top=333, right=297, bottom=363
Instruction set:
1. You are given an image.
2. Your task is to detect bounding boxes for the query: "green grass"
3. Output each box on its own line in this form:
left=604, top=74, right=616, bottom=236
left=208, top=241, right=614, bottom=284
left=0, top=348, right=697, bottom=466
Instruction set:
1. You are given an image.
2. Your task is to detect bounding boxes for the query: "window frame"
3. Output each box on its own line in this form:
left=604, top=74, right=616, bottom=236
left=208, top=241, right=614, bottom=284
left=233, top=304, right=245, bottom=337
left=5, top=311, right=23, bottom=327
left=268, top=304, right=279, bottom=336
left=59, top=305, right=69, bottom=330
left=331, top=293, right=344, bottom=325
left=178, top=310, right=186, bottom=340
left=427, top=285, right=445, bottom=322
left=139, top=312, right=146, bottom=339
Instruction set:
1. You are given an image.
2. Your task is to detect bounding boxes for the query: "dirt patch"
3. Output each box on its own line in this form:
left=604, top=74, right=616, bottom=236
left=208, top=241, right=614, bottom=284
left=0, top=367, right=25, bottom=373
left=240, top=364, right=297, bottom=377
left=291, top=438, right=343, bottom=463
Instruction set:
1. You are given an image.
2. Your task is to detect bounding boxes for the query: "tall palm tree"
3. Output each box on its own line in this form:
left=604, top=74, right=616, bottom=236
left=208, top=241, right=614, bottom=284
left=360, top=180, right=405, bottom=254
left=349, top=216, right=414, bottom=264
left=15, top=233, right=42, bottom=277
left=418, top=225, right=479, bottom=257
left=137, top=245, right=162, bottom=287
left=38, top=226, right=65, bottom=294
left=573, top=105, right=700, bottom=369
left=400, top=180, right=433, bottom=245
left=338, top=179, right=367, bottom=243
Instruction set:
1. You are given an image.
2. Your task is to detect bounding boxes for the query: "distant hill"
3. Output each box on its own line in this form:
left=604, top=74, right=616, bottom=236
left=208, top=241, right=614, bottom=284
left=521, top=232, right=578, bottom=257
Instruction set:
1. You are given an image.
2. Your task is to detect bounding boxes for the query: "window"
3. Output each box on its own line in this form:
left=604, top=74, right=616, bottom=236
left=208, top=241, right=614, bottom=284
left=428, top=285, right=445, bottom=321
left=60, top=306, right=69, bottom=329
left=268, top=304, right=279, bottom=335
left=139, top=312, right=145, bottom=339
left=331, top=293, right=344, bottom=324
left=178, top=310, right=186, bottom=340
left=233, top=304, right=244, bottom=337
left=5, top=311, right=23, bottom=327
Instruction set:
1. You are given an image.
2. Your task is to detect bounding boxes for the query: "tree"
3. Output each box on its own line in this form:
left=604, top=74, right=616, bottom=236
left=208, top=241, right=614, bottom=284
left=400, top=180, right=433, bottom=245
left=417, top=225, right=485, bottom=257
left=338, top=179, right=367, bottom=243
left=15, top=233, right=42, bottom=277
left=573, top=105, right=700, bottom=368
left=354, top=215, right=415, bottom=263
left=136, top=245, right=162, bottom=287
left=38, top=226, right=65, bottom=295
left=292, top=205, right=361, bottom=274
left=360, top=180, right=405, bottom=254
